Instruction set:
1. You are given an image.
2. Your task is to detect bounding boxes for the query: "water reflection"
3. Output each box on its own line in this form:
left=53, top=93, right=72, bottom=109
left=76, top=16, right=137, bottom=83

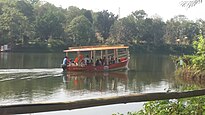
left=63, top=71, right=128, bottom=92
left=0, top=52, right=64, bottom=69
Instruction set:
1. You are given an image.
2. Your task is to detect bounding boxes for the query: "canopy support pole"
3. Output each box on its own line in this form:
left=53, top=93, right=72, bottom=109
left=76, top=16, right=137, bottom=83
left=105, top=50, right=108, bottom=65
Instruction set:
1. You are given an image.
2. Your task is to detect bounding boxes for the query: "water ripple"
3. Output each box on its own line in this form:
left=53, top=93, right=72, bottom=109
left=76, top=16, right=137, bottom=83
left=0, top=68, right=63, bottom=82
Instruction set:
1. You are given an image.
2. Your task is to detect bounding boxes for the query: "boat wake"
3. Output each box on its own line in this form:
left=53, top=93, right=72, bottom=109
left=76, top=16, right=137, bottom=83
left=0, top=68, right=62, bottom=74
left=0, top=68, right=63, bottom=82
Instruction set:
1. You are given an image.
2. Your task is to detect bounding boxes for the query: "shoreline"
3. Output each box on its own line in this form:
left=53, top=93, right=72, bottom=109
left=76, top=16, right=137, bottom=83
left=3, top=44, right=194, bottom=54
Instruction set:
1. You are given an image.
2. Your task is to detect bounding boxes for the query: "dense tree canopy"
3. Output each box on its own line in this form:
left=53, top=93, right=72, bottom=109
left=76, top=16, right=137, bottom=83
left=0, top=0, right=205, bottom=50
left=65, top=15, right=95, bottom=46
left=93, top=10, right=118, bottom=41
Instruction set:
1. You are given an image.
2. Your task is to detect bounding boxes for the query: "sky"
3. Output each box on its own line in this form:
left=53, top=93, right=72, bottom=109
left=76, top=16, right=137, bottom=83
left=43, top=0, right=205, bottom=21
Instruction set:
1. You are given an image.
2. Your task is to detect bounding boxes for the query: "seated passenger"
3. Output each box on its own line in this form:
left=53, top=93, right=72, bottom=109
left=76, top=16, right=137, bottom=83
left=78, top=51, right=84, bottom=62
left=74, top=57, right=79, bottom=65
left=74, top=52, right=84, bottom=66
left=95, top=59, right=101, bottom=66
left=111, top=56, right=115, bottom=64
left=90, top=57, right=94, bottom=64
left=115, top=58, right=119, bottom=63
left=84, top=55, right=90, bottom=65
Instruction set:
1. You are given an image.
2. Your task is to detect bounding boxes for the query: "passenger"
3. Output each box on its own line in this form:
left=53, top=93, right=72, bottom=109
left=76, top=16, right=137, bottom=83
left=102, top=56, right=107, bottom=65
left=95, top=59, right=101, bottom=66
left=111, top=56, right=115, bottom=64
left=90, top=57, right=94, bottom=64
left=74, top=57, right=79, bottom=65
left=69, top=59, right=75, bottom=66
left=62, top=56, right=68, bottom=71
left=84, top=55, right=90, bottom=65
left=74, top=51, right=84, bottom=65
left=62, top=56, right=68, bottom=65
left=109, top=56, right=112, bottom=65
left=77, top=51, right=84, bottom=62
left=115, top=58, right=119, bottom=63
left=80, top=60, right=85, bottom=66
left=179, top=57, right=184, bottom=67
left=99, top=58, right=102, bottom=65
left=118, top=58, right=121, bottom=63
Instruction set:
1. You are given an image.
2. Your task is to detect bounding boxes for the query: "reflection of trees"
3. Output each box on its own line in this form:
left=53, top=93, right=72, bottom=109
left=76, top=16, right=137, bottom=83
left=128, top=70, right=165, bottom=92
left=129, top=54, right=175, bottom=74
left=128, top=54, right=176, bottom=92
left=0, top=53, right=64, bottom=69
left=63, top=72, right=128, bottom=92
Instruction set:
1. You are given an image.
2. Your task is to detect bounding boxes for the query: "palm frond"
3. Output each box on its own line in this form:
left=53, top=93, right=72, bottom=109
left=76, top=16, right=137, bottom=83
left=180, top=0, right=202, bottom=8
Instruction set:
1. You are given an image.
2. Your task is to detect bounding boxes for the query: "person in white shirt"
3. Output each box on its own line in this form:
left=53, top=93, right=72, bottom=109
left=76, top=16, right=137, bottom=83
left=84, top=55, right=90, bottom=65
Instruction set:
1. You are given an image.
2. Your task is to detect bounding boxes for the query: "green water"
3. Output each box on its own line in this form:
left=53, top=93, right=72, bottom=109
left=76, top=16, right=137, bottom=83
left=0, top=52, right=176, bottom=114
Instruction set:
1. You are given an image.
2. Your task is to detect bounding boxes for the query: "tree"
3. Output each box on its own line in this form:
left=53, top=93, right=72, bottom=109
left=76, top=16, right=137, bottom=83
left=191, top=35, right=205, bottom=69
left=164, top=15, right=188, bottom=44
left=65, top=6, right=82, bottom=25
left=65, top=15, right=95, bottom=46
left=109, top=15, right=138, bottom=44
left=196, top=19, right=205, bottom=36
left=93, top=10, right=117, bottom=41
left=34, top=3, right=65, bottom=42
left=81, top=9, right=93, bottom=23
left=27, top=0, right=39, bottom=5
left=15, top=0, right=34, bottom=22
left=141, top=18, right=165, bottom=44
left=184, top=22, right=200, bottom=44
left=0, top=1, right=31, bottom=46
left=132, top=10, right=147, bottom=20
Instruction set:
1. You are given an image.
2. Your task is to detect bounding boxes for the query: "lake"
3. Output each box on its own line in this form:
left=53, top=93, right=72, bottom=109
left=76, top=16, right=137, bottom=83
left=0, top=52, right=177, bottom=114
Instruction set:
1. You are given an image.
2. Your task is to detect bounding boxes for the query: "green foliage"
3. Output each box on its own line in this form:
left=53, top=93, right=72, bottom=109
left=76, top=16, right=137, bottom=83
left=116, top=85, right=205, bottom=115
left=65, top=6, right=82, bottom=24
left=15, top=0, right=34, bottom=22
left=48, top=38, right=65, bottom=48
left=187, top=35, right=205, bottom=70
left=132, top=10, right=147, bottom=20
left=65, top=15, right=95, bottom=46
left=34, top=2, right=65, bottom=41
left=136, top=95, right=205, bottom=115
left=109, top=15, right=138, bottom=44
left=0, top=0, right=205, bottom=52
left=93, top=10, right=118, bottom=40
left=0, top=1, right=31, bottom=45
left=171, top=35, right=205, bottom=70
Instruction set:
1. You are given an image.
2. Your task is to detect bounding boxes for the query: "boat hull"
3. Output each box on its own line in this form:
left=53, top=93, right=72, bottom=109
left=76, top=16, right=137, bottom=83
left=66, top=59, right=129, bottom=71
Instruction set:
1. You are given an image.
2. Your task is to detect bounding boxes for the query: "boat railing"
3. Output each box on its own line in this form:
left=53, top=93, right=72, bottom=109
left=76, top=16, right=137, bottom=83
left=93, top=49, right=129, bottom=59
left=118, top=54, right=128, bottom=58
left=94, top=53, right=128, bottom=60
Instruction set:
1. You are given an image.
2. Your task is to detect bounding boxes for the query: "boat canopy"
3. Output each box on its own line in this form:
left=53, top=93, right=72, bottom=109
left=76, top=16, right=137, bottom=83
left=64, top=45, right=129, bottom=52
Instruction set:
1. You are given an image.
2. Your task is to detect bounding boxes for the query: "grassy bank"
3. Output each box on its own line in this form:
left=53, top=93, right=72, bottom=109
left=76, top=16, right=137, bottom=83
left=174, top=35, right=205, bottom=84
left=176, top=67, right=205, bottom=85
